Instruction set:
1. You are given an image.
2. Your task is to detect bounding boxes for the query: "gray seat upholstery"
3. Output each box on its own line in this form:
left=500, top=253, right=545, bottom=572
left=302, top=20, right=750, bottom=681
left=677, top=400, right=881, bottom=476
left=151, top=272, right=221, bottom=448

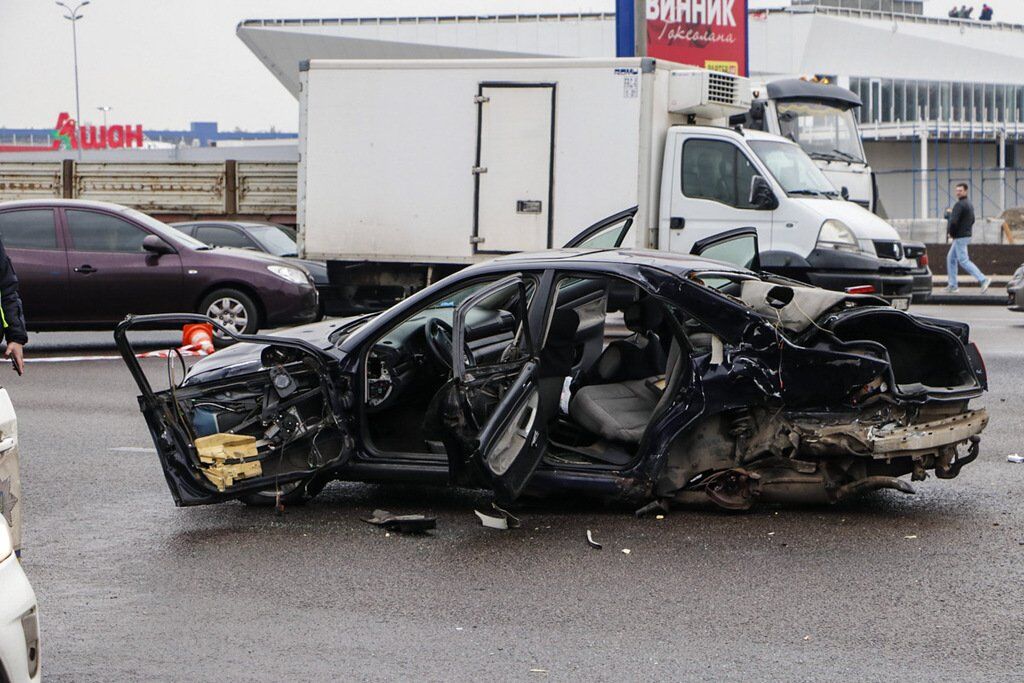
left=570, top=379, right=660, bottom=444
left=570, top=338, right=682, bottom=445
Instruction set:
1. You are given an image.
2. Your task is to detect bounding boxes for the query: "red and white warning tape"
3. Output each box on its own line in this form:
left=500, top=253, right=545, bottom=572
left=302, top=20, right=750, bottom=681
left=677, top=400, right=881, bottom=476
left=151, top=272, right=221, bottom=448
left=134, top=343, right=212, bottom=359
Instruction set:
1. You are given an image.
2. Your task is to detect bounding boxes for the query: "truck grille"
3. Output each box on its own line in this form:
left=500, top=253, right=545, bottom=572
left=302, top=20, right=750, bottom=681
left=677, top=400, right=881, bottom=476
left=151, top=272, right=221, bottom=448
left=707, top=71, right=739, bottom=106
left=873, top=240, right=903, bottom=261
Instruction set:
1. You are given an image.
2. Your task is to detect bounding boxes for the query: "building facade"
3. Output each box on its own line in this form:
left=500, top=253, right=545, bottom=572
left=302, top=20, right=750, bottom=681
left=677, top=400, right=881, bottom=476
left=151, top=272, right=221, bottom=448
left=235, top=3, right=1024, bottom=220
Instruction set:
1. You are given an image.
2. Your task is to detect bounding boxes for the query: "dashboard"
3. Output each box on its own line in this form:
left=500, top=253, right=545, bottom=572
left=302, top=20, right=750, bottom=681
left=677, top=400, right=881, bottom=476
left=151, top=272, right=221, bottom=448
left=365, top=307, right=518, bottom=410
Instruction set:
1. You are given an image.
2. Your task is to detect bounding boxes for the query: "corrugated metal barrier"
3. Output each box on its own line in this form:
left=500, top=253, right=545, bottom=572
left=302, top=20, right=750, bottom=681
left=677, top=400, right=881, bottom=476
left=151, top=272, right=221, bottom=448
left=0, top=160, right=298, bottom=220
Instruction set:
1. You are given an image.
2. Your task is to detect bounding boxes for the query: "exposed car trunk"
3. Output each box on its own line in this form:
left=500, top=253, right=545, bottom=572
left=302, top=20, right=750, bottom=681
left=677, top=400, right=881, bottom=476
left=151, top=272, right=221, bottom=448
left=825, top=308, right=983, bottom=398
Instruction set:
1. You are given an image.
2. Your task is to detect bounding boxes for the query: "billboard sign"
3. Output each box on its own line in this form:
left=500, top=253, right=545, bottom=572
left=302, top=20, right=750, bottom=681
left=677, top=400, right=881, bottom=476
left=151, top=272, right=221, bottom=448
left=621, top=1, right=749, bottom=76
left=50, top=112, right=145, bottom=150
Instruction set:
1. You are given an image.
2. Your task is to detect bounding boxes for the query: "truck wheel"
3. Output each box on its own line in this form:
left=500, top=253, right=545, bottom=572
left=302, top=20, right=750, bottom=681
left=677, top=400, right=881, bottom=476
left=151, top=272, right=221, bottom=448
left=199, top=288, right=259, bottom=346
left=240, top=479, right=316, bottom=507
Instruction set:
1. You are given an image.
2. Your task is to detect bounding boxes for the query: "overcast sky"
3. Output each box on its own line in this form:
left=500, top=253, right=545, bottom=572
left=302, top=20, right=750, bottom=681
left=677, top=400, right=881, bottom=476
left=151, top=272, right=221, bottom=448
left=0, top=0, right=1017, bottom=131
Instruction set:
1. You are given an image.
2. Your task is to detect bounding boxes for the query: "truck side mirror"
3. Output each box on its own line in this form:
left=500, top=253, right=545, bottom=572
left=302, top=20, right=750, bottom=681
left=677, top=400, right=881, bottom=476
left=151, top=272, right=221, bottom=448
left=749, top=175, right=778, bottom=211
left=841, top=186, right=850, bottom=200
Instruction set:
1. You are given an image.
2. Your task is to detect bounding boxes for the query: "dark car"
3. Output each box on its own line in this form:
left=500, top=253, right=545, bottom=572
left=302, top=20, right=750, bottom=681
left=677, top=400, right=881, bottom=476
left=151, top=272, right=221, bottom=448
left=0, top=200, right=318, bottom=340
left=903, top=241, right=933, bottom=302
left=169, top=221, right=342, bottom=317
left=1007, top=263, right=1024, bottom=309
left=116, top=221, right=988, bottom=512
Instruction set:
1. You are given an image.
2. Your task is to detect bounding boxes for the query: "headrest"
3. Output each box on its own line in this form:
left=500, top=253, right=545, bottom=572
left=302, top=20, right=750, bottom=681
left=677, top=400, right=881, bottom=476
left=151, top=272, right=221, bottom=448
left=623, top=297, right=664, bottom=333
left=606, top=280, right=638, bottom=311
left=546, top=308, right=580, bottom=345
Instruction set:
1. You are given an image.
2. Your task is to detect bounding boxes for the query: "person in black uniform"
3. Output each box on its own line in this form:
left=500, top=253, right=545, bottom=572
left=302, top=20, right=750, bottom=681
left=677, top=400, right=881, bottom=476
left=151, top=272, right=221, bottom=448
left=0, top=238, right=27, bottom=375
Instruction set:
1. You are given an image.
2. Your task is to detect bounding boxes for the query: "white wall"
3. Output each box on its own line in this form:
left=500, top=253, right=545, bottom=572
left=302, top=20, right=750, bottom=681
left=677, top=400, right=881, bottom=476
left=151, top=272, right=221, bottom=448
left=750, top=11, right=1024, bottom=84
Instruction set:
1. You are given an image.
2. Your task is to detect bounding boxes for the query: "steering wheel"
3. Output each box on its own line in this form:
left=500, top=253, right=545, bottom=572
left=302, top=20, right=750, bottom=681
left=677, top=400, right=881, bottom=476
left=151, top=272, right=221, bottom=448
left=425, top=318, right=472, bottom=370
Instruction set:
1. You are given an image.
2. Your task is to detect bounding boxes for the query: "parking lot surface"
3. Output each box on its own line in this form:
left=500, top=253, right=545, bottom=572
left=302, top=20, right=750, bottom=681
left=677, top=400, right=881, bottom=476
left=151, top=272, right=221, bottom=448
left=12, top=306, right=1024, bottom=681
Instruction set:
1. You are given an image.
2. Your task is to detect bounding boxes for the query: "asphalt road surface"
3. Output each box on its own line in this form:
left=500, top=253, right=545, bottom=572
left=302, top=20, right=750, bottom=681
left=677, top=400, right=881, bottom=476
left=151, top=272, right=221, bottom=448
left=10, top=307, right=1024, bottom=681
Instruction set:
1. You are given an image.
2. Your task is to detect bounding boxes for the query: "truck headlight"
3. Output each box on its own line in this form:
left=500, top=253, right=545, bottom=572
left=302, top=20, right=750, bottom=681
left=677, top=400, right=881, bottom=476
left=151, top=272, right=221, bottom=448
left=817, top=220, right=860, bottom=252
left=267, top=265, right=308, bottom=285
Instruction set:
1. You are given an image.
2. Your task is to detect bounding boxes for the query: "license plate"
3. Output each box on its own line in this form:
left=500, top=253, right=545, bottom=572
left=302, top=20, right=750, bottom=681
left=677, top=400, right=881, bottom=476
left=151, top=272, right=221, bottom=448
left=891, top=297, right=911, bottom=311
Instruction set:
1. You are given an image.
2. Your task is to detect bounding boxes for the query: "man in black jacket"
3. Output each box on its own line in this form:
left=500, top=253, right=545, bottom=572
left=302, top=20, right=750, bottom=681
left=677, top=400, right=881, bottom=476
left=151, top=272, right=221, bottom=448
left=0, top=240, right=27, bottom=375
left=945, top=182, right=991, bottom=294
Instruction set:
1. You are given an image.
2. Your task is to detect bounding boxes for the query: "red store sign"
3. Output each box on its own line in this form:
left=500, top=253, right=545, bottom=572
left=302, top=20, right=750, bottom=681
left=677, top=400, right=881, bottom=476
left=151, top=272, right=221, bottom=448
left=50, top=112, right=144, bottom=150
left=645, top=0, right=749, bottom=76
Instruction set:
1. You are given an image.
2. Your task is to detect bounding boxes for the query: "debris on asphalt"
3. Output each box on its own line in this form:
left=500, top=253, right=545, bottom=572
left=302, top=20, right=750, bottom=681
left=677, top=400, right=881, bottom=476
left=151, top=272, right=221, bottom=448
left=904, top=534, right=918, bottom=539
left=362, top=509, right=436, bottom=534
left=634, top=498, right=670, bottom=517
left=621, top=548, right=631, bottom=555
left=474, top=503, right=520, bottom=530
left=586, top=530, right=602, bottom=549
left=1007, top=454, right=1024, bottom=463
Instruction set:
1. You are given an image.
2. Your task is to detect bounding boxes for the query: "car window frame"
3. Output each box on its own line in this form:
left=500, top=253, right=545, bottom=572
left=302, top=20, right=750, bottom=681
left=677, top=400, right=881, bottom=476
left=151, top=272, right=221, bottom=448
left=0, top=207, right=63, bottom=251
left=62, top=207, right=155, bottom=254
left=681, top=137, right=763, bottom=211
left=194, top=224, right=261, bottom=251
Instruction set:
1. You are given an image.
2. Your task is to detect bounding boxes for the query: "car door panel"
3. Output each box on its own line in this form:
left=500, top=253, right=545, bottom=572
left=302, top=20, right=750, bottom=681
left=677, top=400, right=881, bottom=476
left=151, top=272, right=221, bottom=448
left=472, top=360, right=545, bottom=500
left=63, top=208, right=184, bottom=323
left=563, top=206, right=638, bottom=249
left=115, top=313, right=352, bottom=506
left=449, top=275, right=551, bottom=501
left=0, top=208, right=69, bottom=324
left=690, top=227, right=761, bottom=271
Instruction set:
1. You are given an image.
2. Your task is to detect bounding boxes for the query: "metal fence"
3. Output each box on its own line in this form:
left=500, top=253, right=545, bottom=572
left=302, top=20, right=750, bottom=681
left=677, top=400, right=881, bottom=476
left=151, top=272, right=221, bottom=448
left=874, top=166, right=1024, bottom=220
left=0, top=160, right=298, bottom=221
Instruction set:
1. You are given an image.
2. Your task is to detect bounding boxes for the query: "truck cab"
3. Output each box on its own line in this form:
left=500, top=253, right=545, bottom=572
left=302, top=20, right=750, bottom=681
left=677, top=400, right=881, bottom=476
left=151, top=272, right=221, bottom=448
left=742, top=79, right=875, bottom=213
left=659, top=126, right=911, bottom=307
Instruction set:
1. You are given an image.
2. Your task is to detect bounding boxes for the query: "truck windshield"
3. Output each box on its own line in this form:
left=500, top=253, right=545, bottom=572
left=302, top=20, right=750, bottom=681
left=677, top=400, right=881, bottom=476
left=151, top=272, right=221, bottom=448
left=776, top=100, right=865, bottom=164
left=748, top=140, right=838, bottom=197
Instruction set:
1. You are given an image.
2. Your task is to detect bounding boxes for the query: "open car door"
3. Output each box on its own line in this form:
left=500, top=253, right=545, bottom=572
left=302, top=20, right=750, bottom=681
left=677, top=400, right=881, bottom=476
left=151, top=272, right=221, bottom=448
left=115, top=314, right=353, bottom=506
left=562, top=206, right=638, bottom=249
left=689, top=227, right=761, bottom=271
left=446, top=275, right=550, bottom=503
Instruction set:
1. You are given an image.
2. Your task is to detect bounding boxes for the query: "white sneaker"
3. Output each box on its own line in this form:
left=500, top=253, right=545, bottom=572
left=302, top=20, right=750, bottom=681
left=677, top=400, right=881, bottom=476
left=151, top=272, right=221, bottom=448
left=980, top=278, right=992, bottom=294
left=944, top=286, right=959, bottom=293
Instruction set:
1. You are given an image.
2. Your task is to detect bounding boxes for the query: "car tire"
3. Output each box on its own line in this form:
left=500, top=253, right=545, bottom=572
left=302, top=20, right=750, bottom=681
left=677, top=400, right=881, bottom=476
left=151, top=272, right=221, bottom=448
left=199, top=288, right=260, bottom=347
left=240, top=479, right=316, bottom=507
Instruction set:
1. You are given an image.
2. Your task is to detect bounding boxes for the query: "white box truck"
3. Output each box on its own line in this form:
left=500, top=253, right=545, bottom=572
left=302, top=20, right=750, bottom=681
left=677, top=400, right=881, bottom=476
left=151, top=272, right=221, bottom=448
left=298, top=58, right=913, bottom=311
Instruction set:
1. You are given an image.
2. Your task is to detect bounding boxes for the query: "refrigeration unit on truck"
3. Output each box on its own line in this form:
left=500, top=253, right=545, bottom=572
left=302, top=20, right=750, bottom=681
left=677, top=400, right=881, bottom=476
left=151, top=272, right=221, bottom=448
left=298, top=58, right=912, bottom=311
left=739, top=79, right=877, bottom=214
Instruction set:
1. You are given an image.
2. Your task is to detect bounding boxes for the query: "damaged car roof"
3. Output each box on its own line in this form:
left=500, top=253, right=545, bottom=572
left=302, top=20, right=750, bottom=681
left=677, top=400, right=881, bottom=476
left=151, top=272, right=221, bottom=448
left=488, top=247, right=753, bottom=275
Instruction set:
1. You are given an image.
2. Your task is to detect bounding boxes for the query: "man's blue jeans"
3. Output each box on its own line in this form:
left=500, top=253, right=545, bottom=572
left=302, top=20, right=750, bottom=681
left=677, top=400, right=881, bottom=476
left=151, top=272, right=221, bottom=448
left=946, top=236, right=986, bottom=288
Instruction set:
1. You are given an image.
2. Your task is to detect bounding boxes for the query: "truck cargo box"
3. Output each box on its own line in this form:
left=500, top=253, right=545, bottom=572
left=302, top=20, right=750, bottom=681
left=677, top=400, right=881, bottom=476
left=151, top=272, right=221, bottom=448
left=298, top=58, right=700, bottom=263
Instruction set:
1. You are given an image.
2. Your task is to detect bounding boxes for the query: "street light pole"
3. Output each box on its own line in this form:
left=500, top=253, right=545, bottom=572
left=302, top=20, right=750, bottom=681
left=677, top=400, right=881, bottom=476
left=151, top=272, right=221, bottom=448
left=97, top=105, right=111, bottom=128
left=56, top=1, right=90, bottom=155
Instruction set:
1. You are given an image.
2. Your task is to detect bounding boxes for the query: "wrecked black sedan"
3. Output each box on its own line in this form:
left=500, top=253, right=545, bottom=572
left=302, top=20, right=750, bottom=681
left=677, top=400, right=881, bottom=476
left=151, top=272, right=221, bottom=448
left=116, top=227, right=988, bottom=512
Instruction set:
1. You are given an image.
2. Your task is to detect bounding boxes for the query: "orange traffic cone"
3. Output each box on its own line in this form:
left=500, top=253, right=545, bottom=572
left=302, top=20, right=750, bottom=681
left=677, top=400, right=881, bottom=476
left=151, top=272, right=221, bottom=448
left=182, top=323, right=215, bottom=355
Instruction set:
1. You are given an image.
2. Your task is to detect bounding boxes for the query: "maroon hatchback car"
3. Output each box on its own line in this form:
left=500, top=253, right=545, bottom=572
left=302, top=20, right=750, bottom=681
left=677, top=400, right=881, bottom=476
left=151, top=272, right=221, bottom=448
left=0, top=199, right=318, bottom=339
